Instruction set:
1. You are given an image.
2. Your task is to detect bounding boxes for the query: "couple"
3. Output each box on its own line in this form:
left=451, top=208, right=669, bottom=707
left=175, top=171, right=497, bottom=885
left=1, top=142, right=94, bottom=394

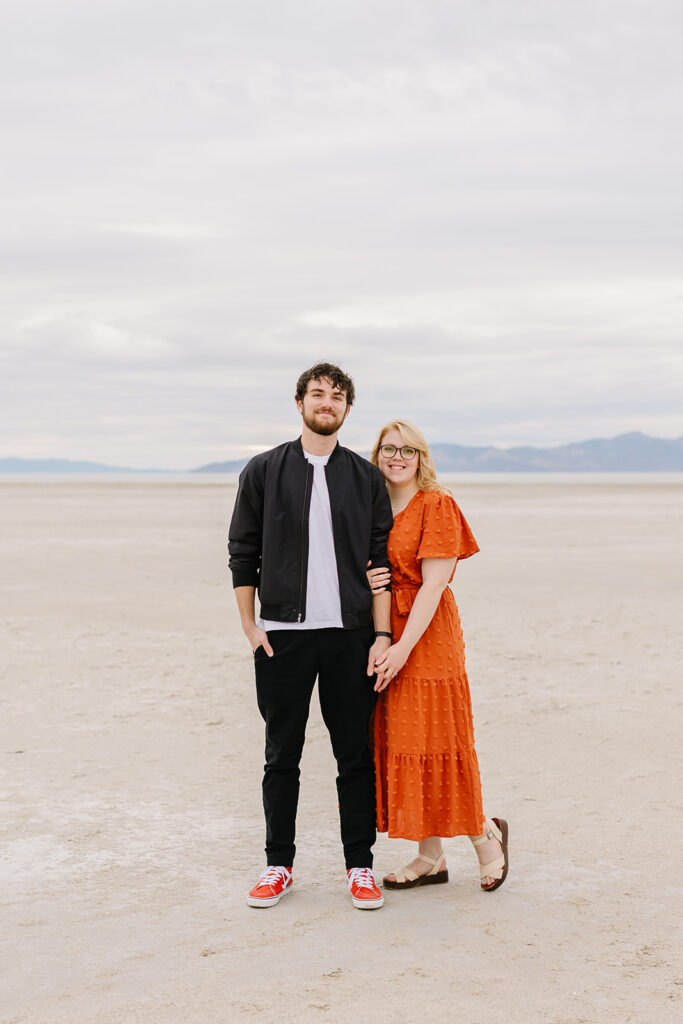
left=228, top=362, right=508, bottom=910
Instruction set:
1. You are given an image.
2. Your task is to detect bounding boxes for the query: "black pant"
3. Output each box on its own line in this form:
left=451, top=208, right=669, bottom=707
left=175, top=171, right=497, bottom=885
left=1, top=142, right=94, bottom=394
left=254, top=627, right=377, bottom=868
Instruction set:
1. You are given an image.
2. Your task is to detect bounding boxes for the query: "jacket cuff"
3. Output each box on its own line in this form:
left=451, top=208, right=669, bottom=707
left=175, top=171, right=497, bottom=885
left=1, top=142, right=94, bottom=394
left=231, top=567, right=259, bottom=588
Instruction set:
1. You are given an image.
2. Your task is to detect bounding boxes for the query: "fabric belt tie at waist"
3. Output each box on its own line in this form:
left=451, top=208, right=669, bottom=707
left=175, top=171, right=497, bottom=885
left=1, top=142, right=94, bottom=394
left=392, top=582, right=420, bottom=617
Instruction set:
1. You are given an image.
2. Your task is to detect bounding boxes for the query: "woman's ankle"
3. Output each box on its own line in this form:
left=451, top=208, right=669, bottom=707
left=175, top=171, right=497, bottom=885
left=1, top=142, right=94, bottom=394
left=418, top=837, right=444, bottom=861
left=469, top=818, right=492, bottom=842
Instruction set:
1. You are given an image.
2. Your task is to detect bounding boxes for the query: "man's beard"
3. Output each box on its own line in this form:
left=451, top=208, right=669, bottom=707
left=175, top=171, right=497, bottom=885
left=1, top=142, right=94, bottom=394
left=302, top=407, right=345, bottom=436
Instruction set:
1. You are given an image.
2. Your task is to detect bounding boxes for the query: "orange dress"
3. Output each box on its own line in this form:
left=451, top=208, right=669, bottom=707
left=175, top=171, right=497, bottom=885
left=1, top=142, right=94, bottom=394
left=373, top=489, right=484, bottom=840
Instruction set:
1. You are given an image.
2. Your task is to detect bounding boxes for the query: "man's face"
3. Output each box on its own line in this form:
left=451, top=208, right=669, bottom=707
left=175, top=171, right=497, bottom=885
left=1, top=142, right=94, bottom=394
left=297, top=377, right=350, bottom=436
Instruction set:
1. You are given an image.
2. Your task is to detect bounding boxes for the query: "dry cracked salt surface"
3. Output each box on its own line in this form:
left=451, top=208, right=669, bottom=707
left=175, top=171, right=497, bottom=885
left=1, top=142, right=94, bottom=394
left=1, top=480, right=681, bottom=1024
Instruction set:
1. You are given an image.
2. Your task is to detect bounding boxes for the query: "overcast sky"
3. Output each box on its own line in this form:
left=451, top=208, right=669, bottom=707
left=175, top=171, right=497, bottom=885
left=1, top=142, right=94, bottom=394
left=1, top=0, right=682, bottom=468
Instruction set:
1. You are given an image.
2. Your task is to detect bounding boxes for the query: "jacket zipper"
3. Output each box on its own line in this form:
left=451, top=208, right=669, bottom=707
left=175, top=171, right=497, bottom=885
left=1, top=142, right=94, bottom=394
left=297, top=460, right=312, bottom=621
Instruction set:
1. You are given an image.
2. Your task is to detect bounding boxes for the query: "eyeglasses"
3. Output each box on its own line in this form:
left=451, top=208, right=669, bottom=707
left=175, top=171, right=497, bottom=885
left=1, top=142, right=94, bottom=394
left=378, top=444, right=419, bottom=460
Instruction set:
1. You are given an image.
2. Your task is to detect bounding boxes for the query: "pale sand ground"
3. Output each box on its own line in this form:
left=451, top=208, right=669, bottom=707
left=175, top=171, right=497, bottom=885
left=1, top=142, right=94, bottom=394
left=1, top=480, right=681, bottom=1024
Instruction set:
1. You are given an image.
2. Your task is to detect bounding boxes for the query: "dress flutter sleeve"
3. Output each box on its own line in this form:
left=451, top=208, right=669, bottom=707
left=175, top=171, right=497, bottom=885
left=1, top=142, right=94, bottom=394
left=416, top=492, right=480, bottom=561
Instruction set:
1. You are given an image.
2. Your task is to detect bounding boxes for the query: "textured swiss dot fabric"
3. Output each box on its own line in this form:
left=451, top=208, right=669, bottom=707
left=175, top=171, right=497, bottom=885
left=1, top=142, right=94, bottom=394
left=373, top=490, right=485, bottom=839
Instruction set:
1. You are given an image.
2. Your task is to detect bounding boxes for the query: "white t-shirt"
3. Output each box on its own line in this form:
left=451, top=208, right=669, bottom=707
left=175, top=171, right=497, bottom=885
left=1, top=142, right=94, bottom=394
left=259, top=450, right=344, bottom=631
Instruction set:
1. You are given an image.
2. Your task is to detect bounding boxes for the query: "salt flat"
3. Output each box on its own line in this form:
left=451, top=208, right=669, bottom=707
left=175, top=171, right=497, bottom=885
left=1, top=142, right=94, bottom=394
left=1, top=480, right=681, bottom=1024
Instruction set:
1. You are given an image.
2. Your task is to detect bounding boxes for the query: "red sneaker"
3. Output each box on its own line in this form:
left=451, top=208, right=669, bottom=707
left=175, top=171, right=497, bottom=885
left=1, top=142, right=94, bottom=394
left=247, top=866, right=293, bottom=908
left=347, top=867, right=384, bottom=909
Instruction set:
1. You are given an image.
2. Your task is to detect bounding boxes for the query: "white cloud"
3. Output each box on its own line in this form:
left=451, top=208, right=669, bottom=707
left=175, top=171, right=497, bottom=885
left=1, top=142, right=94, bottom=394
left=300, top=276, right=683, bottom=341
left=14, top=312, right=181, bottom=365
left=101, top=222, right=219, bottom=240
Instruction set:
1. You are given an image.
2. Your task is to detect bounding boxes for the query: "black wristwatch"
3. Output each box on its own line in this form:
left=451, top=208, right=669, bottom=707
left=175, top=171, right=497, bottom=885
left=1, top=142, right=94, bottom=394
left=375, top=631, right=393, bottom=640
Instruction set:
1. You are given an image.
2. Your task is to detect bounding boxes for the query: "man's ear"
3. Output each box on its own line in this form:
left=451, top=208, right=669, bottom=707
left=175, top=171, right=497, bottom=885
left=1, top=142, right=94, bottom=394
left=343, top=404, right=351, bottom=421
left=296, top=399, right=303, bottom=416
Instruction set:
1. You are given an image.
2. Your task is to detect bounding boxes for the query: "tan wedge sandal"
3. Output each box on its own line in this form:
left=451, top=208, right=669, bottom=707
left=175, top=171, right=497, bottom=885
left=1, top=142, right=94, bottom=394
left=383, top=850, right=449, bottom=890
left=471, top=817, right=509, bottom=892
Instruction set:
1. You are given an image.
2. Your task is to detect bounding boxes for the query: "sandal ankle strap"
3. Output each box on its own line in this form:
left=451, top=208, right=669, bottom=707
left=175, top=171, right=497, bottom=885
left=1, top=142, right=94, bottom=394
left=471, top=820, right=502, bottom=847
left=415, top=850, right=444, bottom=868
left=393, top=850, right=445, bottom=883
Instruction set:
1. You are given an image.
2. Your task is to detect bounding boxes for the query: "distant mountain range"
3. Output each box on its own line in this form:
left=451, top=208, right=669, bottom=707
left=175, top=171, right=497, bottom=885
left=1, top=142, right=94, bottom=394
left=0, top=458, right=164, bottom=474
left=428, top=432, right=683, bottom=472
left=4, top=433, right=682, bottom=474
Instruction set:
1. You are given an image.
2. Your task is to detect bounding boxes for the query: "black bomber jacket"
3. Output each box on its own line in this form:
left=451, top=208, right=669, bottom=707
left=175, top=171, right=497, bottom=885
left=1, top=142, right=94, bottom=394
left=228, top=437, right=393, bottom=629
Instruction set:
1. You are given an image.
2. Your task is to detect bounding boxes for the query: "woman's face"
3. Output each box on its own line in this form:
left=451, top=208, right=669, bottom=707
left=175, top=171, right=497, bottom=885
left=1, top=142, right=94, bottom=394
left=377, top=428, right=419, bottom=487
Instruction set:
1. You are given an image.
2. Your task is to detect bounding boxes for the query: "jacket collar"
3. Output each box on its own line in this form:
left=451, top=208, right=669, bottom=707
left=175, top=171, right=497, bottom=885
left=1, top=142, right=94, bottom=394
left=293, top=436, right=342, bottom=462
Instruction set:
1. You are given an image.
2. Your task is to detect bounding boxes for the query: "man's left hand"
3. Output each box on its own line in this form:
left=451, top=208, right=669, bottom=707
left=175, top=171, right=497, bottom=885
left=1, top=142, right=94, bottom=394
left=367, top=635, right=391, bottom=678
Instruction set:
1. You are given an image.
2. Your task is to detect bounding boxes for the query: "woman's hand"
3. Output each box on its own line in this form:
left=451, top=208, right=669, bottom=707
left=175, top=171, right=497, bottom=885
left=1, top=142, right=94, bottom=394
left=367, top=560, right=391, bottom=594
left=373, top=642, right=409, bottom=692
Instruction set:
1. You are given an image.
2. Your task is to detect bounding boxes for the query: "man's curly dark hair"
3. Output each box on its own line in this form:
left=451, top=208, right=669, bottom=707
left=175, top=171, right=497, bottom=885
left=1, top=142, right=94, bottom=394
left=295, top=362, right=355, bottom=406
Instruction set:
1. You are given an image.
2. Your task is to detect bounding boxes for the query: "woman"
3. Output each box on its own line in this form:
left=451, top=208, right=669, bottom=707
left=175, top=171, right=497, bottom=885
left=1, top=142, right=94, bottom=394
left=368, top=420, right=508, bottom=891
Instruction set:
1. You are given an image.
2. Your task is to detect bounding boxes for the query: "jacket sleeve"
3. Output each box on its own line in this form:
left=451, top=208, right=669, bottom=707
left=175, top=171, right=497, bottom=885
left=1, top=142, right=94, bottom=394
left=228, top=459, right=265, bottom=588
left=368, top=467, right=393, bottom=586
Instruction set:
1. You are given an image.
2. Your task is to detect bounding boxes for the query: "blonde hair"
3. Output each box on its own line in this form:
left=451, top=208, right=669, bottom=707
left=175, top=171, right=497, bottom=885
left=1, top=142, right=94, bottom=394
left=370, top=420, right=451, bottom=495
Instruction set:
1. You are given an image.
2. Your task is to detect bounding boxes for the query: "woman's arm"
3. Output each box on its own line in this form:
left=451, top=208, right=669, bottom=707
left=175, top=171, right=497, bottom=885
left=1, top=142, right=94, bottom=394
left=373, top=556, right=457, bottom=691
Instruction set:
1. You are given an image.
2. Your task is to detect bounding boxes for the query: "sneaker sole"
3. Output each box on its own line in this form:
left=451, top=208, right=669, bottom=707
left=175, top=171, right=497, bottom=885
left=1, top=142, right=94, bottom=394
left=247, top=883, right=293, bottom=908
left=351, top=895, right=384, bottom=909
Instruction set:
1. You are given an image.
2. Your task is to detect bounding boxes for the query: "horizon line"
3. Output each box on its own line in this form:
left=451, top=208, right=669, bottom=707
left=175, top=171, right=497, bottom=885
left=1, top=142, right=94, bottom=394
left=2, top=430, right=683, bottom=474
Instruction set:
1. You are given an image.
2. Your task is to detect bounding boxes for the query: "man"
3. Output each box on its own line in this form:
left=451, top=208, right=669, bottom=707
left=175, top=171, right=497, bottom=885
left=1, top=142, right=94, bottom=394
left=228, top=362, right=393, bottom=910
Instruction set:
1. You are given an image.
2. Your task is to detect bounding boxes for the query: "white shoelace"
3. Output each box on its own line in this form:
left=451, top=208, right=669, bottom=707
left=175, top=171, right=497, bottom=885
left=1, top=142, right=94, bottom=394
left=347, top=867, right=376, bottom=891
left=258, top=865, right=292, bottom=887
